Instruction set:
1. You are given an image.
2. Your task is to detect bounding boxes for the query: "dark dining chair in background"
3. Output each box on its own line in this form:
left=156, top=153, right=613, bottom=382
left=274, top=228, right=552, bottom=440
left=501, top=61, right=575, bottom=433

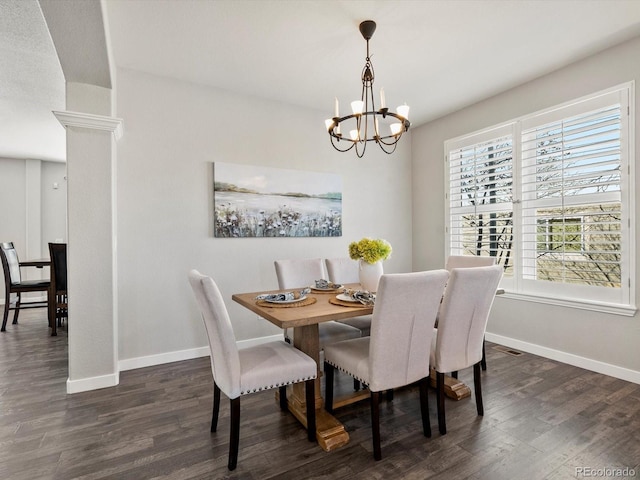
left=48, top=243, right=68, bottom=336
left=1, top=242, right=50, bottom=332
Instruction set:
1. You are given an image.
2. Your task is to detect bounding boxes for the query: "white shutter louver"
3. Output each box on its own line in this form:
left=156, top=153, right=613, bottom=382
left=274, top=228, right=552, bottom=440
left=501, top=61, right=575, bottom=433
left=521, top=101, right=622, bottom=288
left=448, top=132, right=514, bottom=274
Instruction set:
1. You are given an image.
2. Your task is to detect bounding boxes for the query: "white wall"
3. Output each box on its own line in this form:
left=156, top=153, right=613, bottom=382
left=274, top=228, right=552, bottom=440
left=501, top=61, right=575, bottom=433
left=41, top=160, right=67, bottom=248
left=412, top=35, right=640, bottom=380
left=0, top=158, right=27, bottom=249
left=115, top=68, right=413, bottom=364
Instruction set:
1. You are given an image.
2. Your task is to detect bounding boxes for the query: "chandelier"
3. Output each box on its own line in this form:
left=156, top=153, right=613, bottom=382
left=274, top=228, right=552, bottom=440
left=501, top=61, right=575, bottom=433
left=325, top=20, right=410, bottom=158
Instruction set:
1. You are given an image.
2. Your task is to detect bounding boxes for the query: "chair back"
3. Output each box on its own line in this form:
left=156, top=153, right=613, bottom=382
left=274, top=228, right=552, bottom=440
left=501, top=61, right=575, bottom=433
left=435, top=265, right=503, bottom=373
left=274, top=258, right=326, bottom=289
left=48, top=243, right=67, bottom=292
left=445, top=255, right=496, bottom=271
left=188, top=270, right=242, bottom=398
left=325, top=257, right=359, bottom=284
left=368, top=270, right=449, bottom=392
left=1, top=242, right=22, bottom=285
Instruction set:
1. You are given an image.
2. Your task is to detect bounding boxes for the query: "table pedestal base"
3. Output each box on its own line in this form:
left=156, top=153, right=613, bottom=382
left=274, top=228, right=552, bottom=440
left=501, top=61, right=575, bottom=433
left=429, top=368, right=471, bottom=400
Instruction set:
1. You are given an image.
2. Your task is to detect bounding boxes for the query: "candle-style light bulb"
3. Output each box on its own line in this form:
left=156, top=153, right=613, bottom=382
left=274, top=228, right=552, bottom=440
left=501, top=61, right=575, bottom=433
left=351, top=100, right=364, bottom=115
left=350, top=129, right=359, bottom=141
left=325, top=119, right=334, bottom=132
left=390, top=123, right=403, bottom=136
left=334, top=97, right=339, bottom=117
left=397, top=103, right=410, bottom=119
left=380, top=88, right=386, bottom=109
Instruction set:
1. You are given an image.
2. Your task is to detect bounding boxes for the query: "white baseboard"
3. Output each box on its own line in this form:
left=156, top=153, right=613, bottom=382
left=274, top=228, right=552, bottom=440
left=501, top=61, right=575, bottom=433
left=67, top=334, right=286, bottom=394
left=67, top=371, right=120, bottom=394
left=485, top=332, right=640, bottom=385
left=117, top=334, right=284, bottom=372
left=118, top=346, right=211, bottom=372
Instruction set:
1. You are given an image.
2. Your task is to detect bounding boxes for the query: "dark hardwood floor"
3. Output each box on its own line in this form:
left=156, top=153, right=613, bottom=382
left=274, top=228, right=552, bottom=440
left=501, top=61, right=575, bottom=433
left=1, top=310, right=639, bottom=479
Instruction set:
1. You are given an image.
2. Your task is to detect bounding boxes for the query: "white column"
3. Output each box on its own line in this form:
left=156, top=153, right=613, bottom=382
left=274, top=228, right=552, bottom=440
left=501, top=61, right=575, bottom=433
left=54, top=106, right=123, bottom=394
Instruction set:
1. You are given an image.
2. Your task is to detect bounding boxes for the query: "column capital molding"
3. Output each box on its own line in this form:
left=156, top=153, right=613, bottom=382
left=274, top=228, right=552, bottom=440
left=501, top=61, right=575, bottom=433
left=53, top=110, right=124, bottom=140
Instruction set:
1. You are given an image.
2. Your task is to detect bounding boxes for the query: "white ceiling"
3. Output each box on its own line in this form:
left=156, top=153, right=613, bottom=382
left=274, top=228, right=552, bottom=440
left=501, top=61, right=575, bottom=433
left=4, top=0, right=640, bottom=163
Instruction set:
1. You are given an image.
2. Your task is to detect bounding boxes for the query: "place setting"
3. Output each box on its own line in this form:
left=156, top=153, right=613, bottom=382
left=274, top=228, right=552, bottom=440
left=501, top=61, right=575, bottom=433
left=309, top=279, right=343, bottom=293
left=254, top=287, right=316, bottom=308
left=330, top=288, right=375, bottom=308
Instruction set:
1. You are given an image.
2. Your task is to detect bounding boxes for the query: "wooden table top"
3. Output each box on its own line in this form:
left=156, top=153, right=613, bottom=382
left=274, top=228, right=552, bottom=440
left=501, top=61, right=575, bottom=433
left=232, top=285, right=373, bottom=329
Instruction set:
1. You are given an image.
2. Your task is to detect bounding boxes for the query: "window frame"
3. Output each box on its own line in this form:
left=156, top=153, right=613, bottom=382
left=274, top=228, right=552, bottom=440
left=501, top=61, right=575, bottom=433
left=444, top=83, right=636, bottom=316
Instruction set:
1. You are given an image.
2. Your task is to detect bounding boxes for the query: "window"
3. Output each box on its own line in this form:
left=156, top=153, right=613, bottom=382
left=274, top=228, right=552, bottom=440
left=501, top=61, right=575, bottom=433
left=445, top=85, right=634, bottom=314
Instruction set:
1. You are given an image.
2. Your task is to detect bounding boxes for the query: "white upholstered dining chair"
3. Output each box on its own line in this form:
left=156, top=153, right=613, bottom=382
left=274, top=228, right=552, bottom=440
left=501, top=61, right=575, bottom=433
left=445, top=254, right=496, bottom=270
left=274, top=258, right=361, bottom=346
left=445, top=254, right=497, bottom=370
left=188, top=270, right=317, bottom=470
left=325, top=257, right=372, bottom=336
left=323, top=270, right=449, bottom=460
left=430, top=265, right=503, bottom=435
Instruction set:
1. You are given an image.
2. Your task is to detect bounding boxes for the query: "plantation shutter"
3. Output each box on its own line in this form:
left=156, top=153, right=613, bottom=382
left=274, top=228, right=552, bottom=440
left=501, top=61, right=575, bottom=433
left=520, top=91, right=624, bottom=291
left=447, top=126, right=514, bottom=275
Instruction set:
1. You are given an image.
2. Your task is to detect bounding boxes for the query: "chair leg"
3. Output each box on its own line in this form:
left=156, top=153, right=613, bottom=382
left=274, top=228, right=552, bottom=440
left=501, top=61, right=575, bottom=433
left=51, top=299, right=57, bottom=336
left=305, top=379, right=316, bottom=442
left=419, top=377, right=431, bottom=438
left=279, top=386, right=288, bottom=411
left=370, top=391, right=382, bottom=461
left=1, top=296, right=9, bottom=332
left=481, top=339, right=487, bottom=371
left=228, top=397, right=240, bottom=471
left=324, top=362, right=334, bottom=414
left=436, top=371, right=447, bottom=435
left=353, top=379, right=361, bottom=391
left=451, top=371, right=458, bottom=379
left=386, top=389, right=394, bottom=402
left=12, top=293, right=21, bottom=324
left=211, top=382, right=221, bottom=432
left=473, top=362, right=484, bottom=416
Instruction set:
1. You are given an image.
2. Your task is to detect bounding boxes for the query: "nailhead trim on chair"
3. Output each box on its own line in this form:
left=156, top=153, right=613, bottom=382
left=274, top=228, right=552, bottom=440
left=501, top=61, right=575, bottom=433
left=324, top=360, right=367, bottom=385
left=240, top=375, right=317, bottom=395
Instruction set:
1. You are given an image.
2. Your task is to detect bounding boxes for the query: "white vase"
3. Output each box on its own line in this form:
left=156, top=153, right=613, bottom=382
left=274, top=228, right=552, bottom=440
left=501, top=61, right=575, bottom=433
left=359, top=259, right=383, bottom=292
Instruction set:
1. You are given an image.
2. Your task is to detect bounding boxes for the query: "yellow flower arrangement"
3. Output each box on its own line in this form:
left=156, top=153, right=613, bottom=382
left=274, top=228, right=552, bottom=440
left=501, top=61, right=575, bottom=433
left=348, top=237, right=392, bottom=264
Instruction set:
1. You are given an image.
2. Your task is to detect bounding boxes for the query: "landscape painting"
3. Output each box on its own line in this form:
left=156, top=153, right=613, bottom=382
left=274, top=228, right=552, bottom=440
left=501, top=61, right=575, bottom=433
left=213, top=162, right=342, bottom=238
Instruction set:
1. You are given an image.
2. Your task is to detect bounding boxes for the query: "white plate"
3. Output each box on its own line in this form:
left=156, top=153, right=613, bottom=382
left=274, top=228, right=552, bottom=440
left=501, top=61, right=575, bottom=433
left=311, top=284, right=342, bottom=291
left=336, top=293, right=358, bottom=303
left=264, top=296, right=307, bottom=304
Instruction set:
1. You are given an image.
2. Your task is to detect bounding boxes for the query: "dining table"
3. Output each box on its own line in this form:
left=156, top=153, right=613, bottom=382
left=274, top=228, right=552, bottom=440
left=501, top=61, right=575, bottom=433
left=232, top=283, right=373, bottom=451
left=232, top=282, right=501, bottom=451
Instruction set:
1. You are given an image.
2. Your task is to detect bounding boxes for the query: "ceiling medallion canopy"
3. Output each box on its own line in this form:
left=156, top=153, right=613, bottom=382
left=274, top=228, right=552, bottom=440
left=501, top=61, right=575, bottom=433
left=326, top=20, right=410, bottom=158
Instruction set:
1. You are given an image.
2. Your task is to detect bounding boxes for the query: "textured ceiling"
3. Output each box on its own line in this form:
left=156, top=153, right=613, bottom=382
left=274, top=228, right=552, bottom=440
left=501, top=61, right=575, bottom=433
left=3, top=0, right=640, bottom=163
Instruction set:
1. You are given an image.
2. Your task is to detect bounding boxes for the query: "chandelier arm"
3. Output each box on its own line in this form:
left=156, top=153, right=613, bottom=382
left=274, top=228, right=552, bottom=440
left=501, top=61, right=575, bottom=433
left=377, top=134, right=402, bottom=149
left=377, top=141, right=398, bottom=155
left=329, top=134, right=356, bottom=153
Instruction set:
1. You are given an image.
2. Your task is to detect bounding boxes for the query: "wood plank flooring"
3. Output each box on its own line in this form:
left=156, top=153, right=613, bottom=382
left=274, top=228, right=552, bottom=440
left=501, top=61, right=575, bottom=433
left=1, top=310, right=639, bottom=479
